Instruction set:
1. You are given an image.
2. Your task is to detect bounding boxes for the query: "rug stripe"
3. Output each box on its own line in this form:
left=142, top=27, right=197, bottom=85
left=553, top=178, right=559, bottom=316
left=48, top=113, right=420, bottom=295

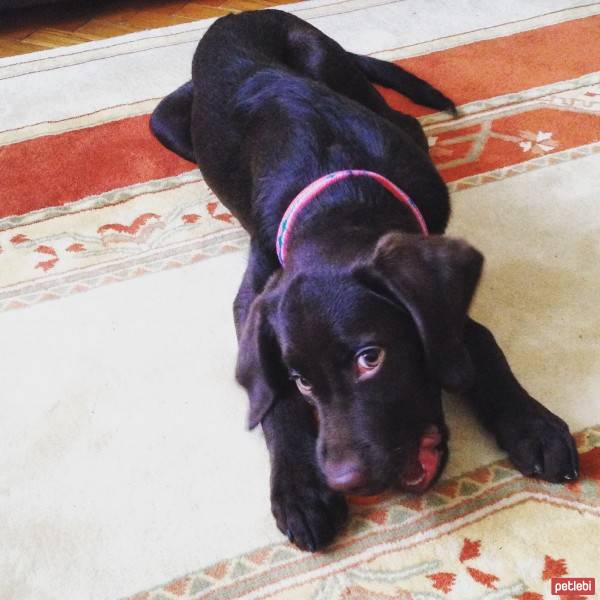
left=0, top=115, right=193, bottom=219
left=381, top=13, right=600, bottom=116
left=1, top=14, right=598, bottom=220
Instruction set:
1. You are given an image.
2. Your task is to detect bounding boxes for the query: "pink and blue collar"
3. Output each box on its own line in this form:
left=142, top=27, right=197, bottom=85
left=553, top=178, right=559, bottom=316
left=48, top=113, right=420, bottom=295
left=275, top=169, right=428, bottom=266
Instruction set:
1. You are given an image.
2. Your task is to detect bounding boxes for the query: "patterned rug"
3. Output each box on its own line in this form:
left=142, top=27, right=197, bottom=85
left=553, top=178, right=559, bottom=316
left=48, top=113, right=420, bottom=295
left=132, top=427, right=600, bottom=599
left=1, top=1, right=599, bottom=599
left=1, top=6, right=599, bottom=311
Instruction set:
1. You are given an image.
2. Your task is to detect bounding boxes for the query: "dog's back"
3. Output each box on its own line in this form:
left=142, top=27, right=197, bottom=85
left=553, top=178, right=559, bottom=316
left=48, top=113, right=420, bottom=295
left=149, top=10, right=580, bottom=552
left=152, top=10, right=453, bottom=237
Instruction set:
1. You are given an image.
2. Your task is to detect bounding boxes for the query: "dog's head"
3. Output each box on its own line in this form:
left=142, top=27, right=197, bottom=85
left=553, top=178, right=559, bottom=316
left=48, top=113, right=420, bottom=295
left=237, top=232, right=483, bottom=495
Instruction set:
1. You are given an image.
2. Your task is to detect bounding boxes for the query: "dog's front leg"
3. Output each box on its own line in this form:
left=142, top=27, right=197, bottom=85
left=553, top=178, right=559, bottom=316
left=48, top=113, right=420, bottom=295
left=235, top=243, right=347, bottom=549
left=463, top=318, right=579, bottom=482
left=262, top=392, right=348, bottom=551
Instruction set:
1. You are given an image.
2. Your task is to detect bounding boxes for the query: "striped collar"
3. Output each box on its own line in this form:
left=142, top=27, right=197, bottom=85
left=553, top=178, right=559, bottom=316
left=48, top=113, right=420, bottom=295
left=275, top=169, right=428, bottom=266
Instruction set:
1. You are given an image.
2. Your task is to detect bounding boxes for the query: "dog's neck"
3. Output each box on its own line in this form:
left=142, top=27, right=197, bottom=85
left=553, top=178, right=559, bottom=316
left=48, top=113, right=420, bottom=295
left=276, top=170, right=428, bottom=270
left=283, top=222, right=394, bottom=270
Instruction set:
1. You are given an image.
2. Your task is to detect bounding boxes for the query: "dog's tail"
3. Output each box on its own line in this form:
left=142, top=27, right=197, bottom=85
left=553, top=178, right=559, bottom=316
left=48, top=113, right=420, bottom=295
left=351, top=53, right=457, bottom=116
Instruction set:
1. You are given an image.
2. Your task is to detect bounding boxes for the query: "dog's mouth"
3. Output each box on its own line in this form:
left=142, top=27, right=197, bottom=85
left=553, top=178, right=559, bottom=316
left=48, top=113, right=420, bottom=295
left=346, top=424, right=447, bottom=501
left=397, top=425, right=446, bottom=493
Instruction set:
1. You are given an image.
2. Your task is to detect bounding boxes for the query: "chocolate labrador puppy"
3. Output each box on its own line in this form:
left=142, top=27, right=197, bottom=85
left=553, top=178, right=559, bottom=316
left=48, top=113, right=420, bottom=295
left=150, top=9, right=579, bottom=551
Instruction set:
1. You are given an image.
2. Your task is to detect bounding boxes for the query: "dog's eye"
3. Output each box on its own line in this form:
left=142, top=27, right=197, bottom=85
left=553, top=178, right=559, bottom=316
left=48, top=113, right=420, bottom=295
left=356, top=347, right=385, bottom=378
left=294, top=376, right=313, bottom=395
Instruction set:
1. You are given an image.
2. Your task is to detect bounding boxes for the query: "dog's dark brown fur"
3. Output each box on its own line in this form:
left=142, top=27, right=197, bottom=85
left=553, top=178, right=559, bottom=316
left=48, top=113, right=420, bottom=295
left=151, top=9, right=579, bottom=551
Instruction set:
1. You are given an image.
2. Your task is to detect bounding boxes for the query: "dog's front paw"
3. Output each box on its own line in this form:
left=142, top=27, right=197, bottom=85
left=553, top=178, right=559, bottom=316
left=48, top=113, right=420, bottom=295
left=271, top=469, right=348, bottom=551
left=496, top=400, right=579, bottom=483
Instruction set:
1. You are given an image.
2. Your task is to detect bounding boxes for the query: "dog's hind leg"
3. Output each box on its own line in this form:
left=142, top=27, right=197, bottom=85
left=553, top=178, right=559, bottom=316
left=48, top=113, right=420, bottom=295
left=350, top=53, right=457, bottom=116
left=285, top=26, right=391, bottom=115
left=150, top=81, right=195, bottom=163
left=284, top=27, right=431, bottom=148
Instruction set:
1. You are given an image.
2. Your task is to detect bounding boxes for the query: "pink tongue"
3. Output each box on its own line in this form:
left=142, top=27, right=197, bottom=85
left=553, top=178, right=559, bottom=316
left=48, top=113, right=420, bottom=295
left=403, top=426, right=443, bottom=490
left=418, top=427, right=442, bottom=482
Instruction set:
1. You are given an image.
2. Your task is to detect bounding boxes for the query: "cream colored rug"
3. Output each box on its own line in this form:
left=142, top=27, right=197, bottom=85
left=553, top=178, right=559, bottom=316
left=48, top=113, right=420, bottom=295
left=1, top=1, right=599, bottom=599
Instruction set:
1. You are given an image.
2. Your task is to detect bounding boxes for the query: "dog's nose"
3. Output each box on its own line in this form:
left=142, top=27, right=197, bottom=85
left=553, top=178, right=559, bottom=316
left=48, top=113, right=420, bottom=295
left=324, top=460, right=368, bottom=492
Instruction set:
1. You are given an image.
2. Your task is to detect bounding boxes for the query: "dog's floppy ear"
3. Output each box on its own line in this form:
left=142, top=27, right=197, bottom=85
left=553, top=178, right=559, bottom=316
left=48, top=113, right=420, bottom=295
left=356, top=232, right=483, bottom=391
left=150, top=81, right=195, bottom=163
left=236, top=293, right=287, bottom=429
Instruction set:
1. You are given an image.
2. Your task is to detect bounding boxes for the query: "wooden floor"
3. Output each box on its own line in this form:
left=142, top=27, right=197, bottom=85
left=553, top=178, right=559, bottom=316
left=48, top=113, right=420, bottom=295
left=0, top=0, right=291, bottom=58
